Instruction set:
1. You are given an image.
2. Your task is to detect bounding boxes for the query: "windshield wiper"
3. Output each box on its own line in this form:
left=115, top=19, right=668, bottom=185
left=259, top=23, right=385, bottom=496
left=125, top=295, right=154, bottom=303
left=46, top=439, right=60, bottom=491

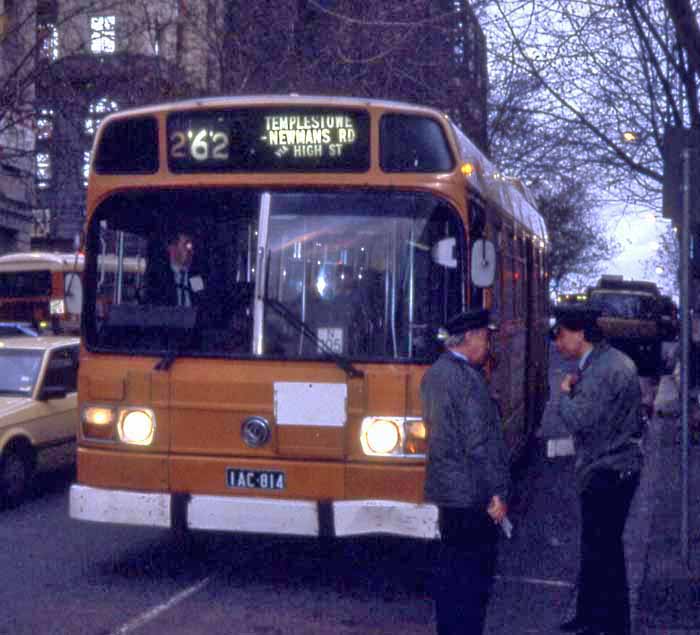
left=264, top=297, right=364, bottom=379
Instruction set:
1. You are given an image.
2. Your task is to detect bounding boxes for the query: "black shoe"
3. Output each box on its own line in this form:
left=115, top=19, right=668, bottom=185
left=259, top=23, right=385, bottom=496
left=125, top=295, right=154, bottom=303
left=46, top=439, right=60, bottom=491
left=559, top=617, right=589, bottom=632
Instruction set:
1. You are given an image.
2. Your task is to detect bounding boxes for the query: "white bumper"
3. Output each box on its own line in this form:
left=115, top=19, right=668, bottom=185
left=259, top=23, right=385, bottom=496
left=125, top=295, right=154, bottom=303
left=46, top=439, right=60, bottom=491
left=69, top=484, right=440, bottom=539
left=69, top=484, right=171, bottom=528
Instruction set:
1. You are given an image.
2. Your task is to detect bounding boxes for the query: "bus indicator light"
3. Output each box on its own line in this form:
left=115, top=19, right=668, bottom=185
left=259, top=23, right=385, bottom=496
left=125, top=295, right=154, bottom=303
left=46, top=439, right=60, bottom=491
left=84, top=407, right=114, bottom=426
left=461, top=162, right=475, bottom=177
left=82, top=405, right=116, bottom=441
left=405, top=420, right=427, bottom=455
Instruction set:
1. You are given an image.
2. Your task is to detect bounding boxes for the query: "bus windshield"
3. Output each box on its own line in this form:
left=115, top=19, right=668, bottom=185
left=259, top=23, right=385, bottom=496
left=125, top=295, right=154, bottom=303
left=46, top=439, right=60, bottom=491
left=84, top=188, right=464, bottom=363
left=588, top=291, right=657, bottom=320
left=0, top=271, right=52, bottom=298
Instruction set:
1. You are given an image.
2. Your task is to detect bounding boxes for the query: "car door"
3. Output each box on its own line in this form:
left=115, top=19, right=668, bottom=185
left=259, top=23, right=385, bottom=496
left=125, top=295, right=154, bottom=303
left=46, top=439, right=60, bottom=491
left=32, top=345, right=79, bottom=468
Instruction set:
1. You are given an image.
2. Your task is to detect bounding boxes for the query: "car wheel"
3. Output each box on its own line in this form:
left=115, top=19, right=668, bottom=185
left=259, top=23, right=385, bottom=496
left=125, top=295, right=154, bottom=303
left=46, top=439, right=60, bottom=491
left=0, top=446, right=33, bottom=507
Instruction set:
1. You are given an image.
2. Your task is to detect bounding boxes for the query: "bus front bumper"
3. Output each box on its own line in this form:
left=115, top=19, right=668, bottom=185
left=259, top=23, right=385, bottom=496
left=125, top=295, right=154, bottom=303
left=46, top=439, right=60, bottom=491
left=69, top=484, right=440, bottom=539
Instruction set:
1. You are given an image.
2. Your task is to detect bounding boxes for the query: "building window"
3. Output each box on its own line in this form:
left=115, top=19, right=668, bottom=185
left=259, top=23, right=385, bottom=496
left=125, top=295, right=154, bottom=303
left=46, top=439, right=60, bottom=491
left=37, top=22, right=59, bottom=60
left=32, top=208, right=51, bottom=239
left=36, top=108, right=54, bottom=140
left=452, top=1, right=465, bottom=64
left=83, top=150, right=91, bottom=187
left=36, top=153, right=51, bottom=189
left=90, top=15, right=116, bottom=54
left=85, top=98, right=118, bottom=136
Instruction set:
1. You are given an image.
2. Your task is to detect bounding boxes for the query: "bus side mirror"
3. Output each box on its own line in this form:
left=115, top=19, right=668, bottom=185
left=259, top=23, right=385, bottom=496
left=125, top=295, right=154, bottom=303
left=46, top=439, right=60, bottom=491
left=471, top=239, right=496, bottom=288
left=431, top=237, right=457, bottom=269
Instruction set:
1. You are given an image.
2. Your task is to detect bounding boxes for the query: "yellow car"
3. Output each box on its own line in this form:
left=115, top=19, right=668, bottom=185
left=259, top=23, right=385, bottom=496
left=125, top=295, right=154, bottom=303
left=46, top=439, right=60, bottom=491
left=0, top=336, right=79, bottom=506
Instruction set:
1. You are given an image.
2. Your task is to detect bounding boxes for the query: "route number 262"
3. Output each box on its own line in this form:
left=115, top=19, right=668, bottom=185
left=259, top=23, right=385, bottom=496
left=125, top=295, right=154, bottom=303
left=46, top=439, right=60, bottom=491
left=170, top=129, right=230, bottom=161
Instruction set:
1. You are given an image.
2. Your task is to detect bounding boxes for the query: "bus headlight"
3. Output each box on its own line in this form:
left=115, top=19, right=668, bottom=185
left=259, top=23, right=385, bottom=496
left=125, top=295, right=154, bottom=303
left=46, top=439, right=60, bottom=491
left=82, top=405, right=116, bottom=440
left=360, top=416, right=427, bottom=457
left=118, top=409, right=156, bottom=446
left=363, top=418, right=401, bottom=454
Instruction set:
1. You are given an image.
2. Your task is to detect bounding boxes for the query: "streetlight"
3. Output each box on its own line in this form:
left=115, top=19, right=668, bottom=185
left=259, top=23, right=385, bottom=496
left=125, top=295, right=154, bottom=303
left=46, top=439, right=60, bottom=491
left=622, top=131, right=638, bottom=143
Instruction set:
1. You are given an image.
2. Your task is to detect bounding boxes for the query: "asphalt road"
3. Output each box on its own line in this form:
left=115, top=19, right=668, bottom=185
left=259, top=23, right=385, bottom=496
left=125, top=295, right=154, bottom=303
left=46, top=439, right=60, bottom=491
left=0, top=451, right=589, bottom=635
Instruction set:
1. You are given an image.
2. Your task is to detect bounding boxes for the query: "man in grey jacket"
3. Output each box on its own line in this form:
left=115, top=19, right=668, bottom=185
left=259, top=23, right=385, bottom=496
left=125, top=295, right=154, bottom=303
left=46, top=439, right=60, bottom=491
left=553, top=303, right=644, bottom=635
left=421, top=308, right=510, bottom=635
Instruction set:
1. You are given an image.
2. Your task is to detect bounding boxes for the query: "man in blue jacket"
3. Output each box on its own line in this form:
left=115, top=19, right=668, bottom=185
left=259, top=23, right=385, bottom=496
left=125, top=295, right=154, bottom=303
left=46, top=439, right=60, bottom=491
left=553, top=303, right=644, bottom=635
left=421, top=308, right=510, bottom=635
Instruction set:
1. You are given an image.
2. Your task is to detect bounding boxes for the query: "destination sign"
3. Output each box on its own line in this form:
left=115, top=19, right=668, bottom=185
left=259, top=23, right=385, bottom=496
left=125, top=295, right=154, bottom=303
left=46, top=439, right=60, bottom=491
left=167, top=108, right=370, bottom=172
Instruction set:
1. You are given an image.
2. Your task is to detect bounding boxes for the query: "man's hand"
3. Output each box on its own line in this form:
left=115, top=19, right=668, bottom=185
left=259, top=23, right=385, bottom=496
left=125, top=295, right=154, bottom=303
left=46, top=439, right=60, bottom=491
left=487, top=495, right=507, bottom=523
left=560, top=373, right=578, bottom=394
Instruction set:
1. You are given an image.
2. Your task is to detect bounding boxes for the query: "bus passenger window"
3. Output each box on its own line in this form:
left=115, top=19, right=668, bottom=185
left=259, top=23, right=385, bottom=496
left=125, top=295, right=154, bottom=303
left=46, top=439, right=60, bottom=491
left=380, top=114, right=454, bottom=173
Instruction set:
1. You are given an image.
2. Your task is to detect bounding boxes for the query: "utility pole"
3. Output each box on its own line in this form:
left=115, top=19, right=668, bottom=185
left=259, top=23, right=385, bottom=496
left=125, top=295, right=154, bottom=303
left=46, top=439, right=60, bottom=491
left=663, top=126, right=700, bottom=568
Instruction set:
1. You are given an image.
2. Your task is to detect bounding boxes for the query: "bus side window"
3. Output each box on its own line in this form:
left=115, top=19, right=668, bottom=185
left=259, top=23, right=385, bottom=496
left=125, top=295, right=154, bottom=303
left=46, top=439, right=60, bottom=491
left=489, top=226, right=503, bottom=322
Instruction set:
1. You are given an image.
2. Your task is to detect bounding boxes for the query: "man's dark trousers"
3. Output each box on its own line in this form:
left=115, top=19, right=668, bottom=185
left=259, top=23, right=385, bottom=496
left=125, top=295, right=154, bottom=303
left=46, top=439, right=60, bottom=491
left=576, top=468, right=640, bottom=635
left=434, top=506, right=498, bottom=635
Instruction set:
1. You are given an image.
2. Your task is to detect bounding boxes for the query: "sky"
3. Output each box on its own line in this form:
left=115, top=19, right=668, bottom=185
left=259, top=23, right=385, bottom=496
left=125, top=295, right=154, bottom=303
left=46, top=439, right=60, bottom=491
left=477, top=3, right=681, bottom=300
left=601, top=207, right=676, bottom=296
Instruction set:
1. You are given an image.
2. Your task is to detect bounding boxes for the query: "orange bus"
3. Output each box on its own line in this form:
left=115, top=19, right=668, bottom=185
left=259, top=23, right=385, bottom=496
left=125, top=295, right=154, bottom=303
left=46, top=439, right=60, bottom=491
left=0, top=252, right=83, bottom=333
left=70, top=96, right=549, bottom=539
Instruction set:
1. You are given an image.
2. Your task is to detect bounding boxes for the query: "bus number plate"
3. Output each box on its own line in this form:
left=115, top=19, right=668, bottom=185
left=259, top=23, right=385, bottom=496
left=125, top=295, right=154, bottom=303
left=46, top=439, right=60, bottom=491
left=227, top=468, right=286, bottom=490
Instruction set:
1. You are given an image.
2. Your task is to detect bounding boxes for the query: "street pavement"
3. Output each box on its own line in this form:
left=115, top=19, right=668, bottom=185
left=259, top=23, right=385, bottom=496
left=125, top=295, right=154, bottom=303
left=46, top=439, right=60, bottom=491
left=483, top=357, right=699, bottom=634
left=636, top=374, right=700, bottom=634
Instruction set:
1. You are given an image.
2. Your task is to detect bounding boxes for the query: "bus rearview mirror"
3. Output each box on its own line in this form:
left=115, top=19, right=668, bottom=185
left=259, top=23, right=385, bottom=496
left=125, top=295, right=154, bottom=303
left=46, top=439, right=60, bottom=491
left=471, top=239, right=496, bottom=288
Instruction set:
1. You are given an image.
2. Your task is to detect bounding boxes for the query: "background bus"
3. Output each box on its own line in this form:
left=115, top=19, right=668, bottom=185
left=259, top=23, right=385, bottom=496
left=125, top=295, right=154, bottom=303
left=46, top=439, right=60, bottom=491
left=70, top=95, right=549, bottom=540
left=587, top=275, right=677, bottom=376
left=0, top=252, right=144, bottom=334
left=0, top=252, right=83, bottom=333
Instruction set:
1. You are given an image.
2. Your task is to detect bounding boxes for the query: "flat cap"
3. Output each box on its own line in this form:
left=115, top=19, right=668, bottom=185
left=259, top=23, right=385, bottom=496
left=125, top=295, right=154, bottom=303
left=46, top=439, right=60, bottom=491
left=550, top=303, right=601, bottom=338
left=445, top=308, right=497, bottom=337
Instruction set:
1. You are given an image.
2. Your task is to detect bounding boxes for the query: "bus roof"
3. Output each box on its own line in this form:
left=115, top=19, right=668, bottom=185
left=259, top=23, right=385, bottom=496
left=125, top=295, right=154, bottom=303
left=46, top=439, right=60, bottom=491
left=102, top=94, right=443, bottom=117
left=593, top=276, right=660, bottom=295
left=0, top=252, right=144, bottom=273
left=97, top=94, right=547, bottom=242
left=450, top=125, right=546, bottom=241
left=0, top=252, right=83, bottom=272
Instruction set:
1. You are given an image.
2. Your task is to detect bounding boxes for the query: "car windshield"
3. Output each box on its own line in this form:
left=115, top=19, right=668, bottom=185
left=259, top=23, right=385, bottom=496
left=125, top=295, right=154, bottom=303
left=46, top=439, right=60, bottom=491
left=84, top=188, right=465, bottom=363
left=0, top=349, right=42, bottom=396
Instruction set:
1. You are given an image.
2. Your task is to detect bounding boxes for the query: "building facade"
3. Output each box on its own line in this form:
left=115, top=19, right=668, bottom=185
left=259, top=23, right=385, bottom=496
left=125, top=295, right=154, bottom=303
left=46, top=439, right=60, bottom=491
left=1, top=0, right=487, bottom=252
left=0, top=0, right=36, bottom=251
